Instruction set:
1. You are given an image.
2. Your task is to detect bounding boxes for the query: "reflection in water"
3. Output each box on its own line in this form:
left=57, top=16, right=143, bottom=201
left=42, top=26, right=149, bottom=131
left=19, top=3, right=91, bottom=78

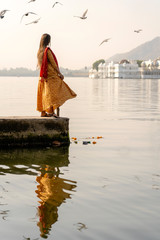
left=0, top=78, right=160, bottom=240
left=0, top=147, right=70, bottom=176
left=23, top=237, right=39, bottom=240
left=0, top=147, right=77, bottom=239
left=0, top=210, right=9, bottom=221
left=36, top=165, right=76, bottom=238
left=75, top=222, right=88, bottom=232
left=91, top=78, right=160, bottom=116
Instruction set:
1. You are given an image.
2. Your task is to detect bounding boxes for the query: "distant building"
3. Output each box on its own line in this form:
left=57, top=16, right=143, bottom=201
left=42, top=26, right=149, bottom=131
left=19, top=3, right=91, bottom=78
left=140, top=59, right=160, bottom=79
left=97, top=59, right=140, bottom=79
left=89, top=68, right=98, bottom=79
left=114, top=60, right=140, bottom=79
left=89, top=58, right=160, bottom=79
left=97, top=62, right=108, bottom=78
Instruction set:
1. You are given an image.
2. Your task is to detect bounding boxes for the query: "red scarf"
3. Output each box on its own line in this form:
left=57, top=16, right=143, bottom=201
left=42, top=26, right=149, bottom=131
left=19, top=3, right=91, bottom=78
left=40, top=47, right=59, bottom=82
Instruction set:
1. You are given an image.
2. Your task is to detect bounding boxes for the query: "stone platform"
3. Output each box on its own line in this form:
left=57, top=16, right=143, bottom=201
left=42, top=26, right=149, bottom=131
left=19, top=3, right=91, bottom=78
left=0, top=116, right=70, bottom=147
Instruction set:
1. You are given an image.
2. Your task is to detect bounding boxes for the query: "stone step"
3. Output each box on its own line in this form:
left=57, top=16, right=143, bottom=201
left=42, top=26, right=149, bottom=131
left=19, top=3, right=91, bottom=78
left=0, top=116, right=70, bottom=147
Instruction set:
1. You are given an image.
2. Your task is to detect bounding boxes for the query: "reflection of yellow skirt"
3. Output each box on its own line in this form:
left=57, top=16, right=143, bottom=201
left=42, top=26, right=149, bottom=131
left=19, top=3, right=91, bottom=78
left=37, top=77, right=77, bottom=113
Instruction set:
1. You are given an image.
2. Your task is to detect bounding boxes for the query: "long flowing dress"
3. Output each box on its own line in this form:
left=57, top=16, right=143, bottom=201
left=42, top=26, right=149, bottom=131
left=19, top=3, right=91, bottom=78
left=37, top=48, right=77, bottom=113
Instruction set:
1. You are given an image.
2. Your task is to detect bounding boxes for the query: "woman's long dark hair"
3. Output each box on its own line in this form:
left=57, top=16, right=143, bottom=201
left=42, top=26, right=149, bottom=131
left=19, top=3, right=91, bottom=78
left=37, top=33, right=51, bottom=68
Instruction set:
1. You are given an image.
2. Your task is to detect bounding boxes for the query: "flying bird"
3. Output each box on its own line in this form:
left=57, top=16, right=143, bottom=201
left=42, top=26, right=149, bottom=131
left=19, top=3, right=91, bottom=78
left=0, top=10, right=10, bottom=19
left=99, top=38, right=111, bottom=46
left=74, top=9, right=88, bottom=19
left=25, top=17, right=41, bottom=25
left=52, top=2, right=63, bottom=8
left=28, top=0, right=36, bottom=3
left=134, top=29, right=142, bottom=33
left=20, top=12, right=37, bottom=23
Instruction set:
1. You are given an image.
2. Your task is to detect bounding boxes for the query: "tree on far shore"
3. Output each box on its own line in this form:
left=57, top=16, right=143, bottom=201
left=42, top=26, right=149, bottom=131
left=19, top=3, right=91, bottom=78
left=92, top=59, right=105, bottom=71
left=136, top=60, right=143, bottom=67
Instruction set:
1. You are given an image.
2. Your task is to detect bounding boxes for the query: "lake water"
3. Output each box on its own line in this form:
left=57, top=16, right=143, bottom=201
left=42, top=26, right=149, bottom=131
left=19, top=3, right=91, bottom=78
left=0, top=77, right=160, bottom=240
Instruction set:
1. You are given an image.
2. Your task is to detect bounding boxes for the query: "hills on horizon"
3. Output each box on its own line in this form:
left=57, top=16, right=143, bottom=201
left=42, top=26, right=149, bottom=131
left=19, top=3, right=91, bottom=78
left=106, top=36, right=160, bottom=62
left=0, top=67, right=89, bottom=77
left=1, top=37, right=160, bottom=77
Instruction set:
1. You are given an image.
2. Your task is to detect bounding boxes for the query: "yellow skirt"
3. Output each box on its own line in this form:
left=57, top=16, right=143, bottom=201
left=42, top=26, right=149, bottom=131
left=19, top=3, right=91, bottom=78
left=37, top=77, right=77, bottom=113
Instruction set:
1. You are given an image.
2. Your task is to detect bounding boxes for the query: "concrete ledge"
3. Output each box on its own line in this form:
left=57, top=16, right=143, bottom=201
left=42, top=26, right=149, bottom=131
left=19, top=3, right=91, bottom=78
left=0, top=116, right=70, bottom=147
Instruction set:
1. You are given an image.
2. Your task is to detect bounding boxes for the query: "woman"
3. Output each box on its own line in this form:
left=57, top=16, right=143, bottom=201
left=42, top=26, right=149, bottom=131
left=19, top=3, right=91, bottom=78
left=37, top=33, right=77, bottom=117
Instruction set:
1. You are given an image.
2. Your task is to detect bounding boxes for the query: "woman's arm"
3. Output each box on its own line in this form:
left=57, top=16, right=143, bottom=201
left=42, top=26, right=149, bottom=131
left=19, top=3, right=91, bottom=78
left=47, top=49, right=64, bottom=79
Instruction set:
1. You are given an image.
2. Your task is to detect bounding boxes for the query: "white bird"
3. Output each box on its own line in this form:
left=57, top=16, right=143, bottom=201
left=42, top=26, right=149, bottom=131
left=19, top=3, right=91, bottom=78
left=28, top=0, right=36, bottom=3
left=25, top=17, right=41, bottom=25
left=99, top=38, right=111, bottom=46
left=20, top=12, right=37, bottom=23
left=0, top=10, right=10, bottom=19
left=74, top=9, right=88, bottom=19
left=134, top=29, right=142, bottom=33
left=52, top=2, right=63, bottom=8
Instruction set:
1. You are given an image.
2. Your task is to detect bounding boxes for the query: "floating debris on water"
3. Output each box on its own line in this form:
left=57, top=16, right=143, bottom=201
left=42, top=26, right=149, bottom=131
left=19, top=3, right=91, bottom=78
left=71, top=137, right=77, bottom=141
left=71, top=136, right=103, bottom=145
left=82, top=141, right=91, bottom=145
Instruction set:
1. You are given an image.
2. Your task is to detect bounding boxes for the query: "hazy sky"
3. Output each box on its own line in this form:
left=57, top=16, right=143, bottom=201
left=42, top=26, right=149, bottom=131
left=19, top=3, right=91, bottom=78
left=0, top=0, right=160, bottom=70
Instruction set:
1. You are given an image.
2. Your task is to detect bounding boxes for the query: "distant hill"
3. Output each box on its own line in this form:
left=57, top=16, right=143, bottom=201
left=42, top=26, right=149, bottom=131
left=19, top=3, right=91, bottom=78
left=60, top=67, right=89, bottom=77
left=0, top=67, right=89, bottom=77
left=0, top=68, right=39, bottom=77
left=106, top=36, right=160, bottom=62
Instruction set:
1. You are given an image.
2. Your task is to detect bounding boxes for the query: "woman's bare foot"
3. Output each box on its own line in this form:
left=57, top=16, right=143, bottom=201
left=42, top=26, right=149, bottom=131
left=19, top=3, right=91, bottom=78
left=47, top=106, right=59, bottom=117
left=47, top=113, right=59, bottom=118
left=52, top=113, right=59, bottom=118
left=41, top=111, right=48, bottom=117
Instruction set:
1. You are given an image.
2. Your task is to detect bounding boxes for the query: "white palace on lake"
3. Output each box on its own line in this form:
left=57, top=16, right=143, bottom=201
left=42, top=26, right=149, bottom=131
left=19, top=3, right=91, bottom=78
left=89, top=58, right=160, bottom=79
